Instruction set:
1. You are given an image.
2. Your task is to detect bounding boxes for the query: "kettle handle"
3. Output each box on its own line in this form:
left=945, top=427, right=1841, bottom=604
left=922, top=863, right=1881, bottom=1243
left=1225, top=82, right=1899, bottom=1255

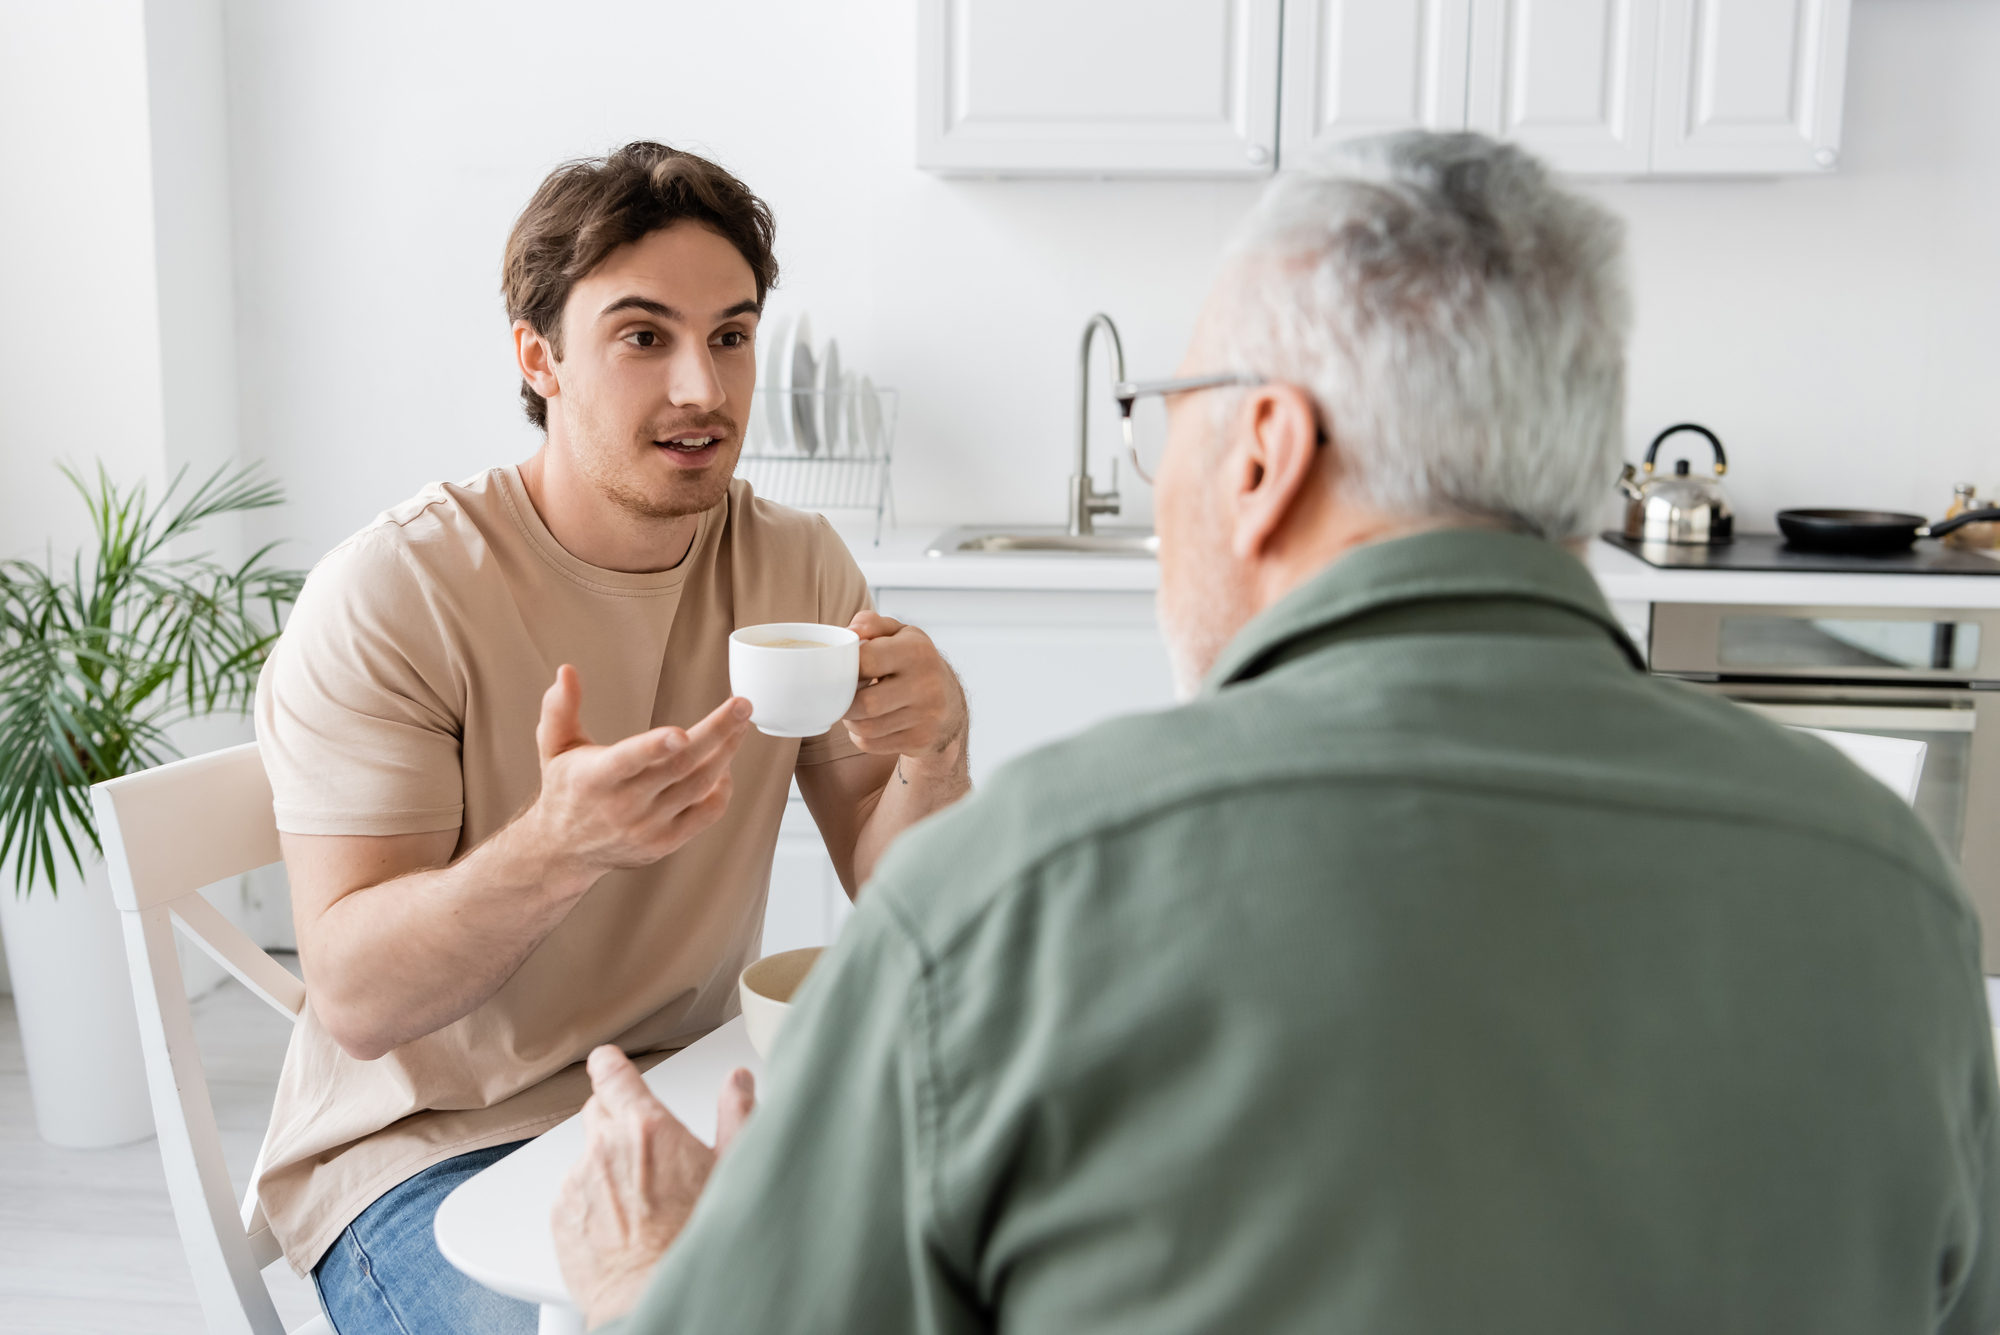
left=1643, top=423, right=1727, bottom=476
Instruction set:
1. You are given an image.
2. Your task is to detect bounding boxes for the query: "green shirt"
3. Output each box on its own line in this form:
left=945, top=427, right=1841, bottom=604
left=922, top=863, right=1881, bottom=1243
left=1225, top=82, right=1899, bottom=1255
left=608, top=530, right=2000, bottom=1334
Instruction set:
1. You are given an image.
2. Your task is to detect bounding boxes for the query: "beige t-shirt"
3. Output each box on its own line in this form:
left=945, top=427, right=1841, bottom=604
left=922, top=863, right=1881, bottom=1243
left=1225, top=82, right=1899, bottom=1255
left=251, top=467, right=869, bottom=1273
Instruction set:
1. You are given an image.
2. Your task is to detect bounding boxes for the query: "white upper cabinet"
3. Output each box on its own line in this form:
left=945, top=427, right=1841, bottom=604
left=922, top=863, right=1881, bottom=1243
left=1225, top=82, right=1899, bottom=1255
left=915, top=0, right=1848, bottom=178
left=915, top=0, right=1282, bottom=177
left=1649, top=0, right=1852, bottom=174
left=1467, top=0, right=1660, bottom=175
left=1277, top=0, right=1474, bottom=167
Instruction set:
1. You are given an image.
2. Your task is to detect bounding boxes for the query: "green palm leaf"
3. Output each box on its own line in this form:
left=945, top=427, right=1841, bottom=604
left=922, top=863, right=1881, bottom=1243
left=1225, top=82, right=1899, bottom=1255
left=0, top=463, right=304, bottom=897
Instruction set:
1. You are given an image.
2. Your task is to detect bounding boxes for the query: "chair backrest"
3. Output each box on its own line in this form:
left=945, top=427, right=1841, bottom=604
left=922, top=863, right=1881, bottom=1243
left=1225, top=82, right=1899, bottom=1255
left=1791, top=726, right=1928, bottom=807
left=94, top=742, right=319, bottom=1335
left=1797, top=728, right=2000, bottom=1068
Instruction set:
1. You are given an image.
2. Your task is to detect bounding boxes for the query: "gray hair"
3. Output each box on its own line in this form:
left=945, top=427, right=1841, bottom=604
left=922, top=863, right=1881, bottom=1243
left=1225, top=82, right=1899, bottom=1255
left=1212, top=132, right=1629, bottom=541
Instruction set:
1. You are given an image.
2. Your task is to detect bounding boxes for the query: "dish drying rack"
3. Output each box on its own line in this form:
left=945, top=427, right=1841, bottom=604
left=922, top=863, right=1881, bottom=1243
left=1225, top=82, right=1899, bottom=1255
left=738, top=386, right=898, bottom=545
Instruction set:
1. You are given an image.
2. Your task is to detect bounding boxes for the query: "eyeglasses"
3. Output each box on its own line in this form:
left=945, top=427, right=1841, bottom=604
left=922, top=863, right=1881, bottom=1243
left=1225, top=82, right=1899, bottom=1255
left=1112, top=373, right=1325, bottom=484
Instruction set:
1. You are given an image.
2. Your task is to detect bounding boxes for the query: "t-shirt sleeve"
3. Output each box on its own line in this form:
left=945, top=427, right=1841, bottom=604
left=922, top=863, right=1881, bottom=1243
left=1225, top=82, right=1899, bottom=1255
left=602, top=899, right=967, bottom=1335
left=795, top=514, right=875, bottom=768
left=254, top=532, right=467, bottom=837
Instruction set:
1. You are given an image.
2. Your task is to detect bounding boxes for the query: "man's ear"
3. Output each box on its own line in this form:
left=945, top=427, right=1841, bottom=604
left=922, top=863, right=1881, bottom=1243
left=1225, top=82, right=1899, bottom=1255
left=513, top=320, right=561, bottom=401
left=1227, top=384, right=1325, bottom=563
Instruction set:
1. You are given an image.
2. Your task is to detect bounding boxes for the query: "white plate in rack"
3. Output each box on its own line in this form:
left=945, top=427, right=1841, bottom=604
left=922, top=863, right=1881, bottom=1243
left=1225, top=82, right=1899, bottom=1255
left=760, top=312, right=795, bottom=452
left=745, top=312, right=777, bottom=451
left=790, top=319, right=818, bottom=457
left=859, top=375, right=883, bottom=458
left=843, top=370, right=861, bottom=456
left=816, top=338, right=842, bottom=456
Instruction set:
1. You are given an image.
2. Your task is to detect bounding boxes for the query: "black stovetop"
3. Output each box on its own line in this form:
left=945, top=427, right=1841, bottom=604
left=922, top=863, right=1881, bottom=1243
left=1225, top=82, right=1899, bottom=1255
left=1601, top=532, right=2000, bottom=576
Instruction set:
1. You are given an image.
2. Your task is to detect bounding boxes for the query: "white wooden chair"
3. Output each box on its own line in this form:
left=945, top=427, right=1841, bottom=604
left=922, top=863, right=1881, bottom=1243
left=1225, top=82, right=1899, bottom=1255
left=93, top=742, right=330, bottom=1335
left=1790, top=728, right=2000, bottom=1060
left=1793, top=726, right=1928, bottom=807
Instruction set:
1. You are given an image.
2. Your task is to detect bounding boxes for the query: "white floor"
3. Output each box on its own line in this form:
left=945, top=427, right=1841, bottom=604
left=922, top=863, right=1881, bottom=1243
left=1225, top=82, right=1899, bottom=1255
left=0, top=966, right=322, bottom=1334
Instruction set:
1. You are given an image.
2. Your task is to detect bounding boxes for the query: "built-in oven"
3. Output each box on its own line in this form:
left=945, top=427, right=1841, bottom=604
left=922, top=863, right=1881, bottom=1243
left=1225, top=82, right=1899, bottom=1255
left=1649, top=603, right=2000, bottom=965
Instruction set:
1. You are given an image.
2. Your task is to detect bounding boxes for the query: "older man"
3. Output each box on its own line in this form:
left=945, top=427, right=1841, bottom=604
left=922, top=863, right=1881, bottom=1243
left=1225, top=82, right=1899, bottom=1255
left=554, top=133, right=2000, bottom=1333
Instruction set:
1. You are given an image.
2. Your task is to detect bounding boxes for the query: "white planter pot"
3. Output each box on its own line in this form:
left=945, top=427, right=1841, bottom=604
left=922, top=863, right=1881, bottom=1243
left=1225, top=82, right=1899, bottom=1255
left=0, top=845, right=154, bottom=1148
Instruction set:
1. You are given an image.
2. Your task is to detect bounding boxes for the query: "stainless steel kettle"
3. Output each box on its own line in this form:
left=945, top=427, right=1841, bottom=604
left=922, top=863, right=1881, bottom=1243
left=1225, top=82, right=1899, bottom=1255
left=1618, top=422, right=1733, bottom=545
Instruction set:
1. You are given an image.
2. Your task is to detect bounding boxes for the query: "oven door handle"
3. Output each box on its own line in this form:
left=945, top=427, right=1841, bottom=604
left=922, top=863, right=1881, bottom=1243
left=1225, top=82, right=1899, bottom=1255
left=1737, top=703, right=1978, bottom=733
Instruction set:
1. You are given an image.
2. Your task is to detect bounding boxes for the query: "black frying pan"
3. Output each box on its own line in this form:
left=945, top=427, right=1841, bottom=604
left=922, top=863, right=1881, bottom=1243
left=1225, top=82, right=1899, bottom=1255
left=1777, top=506, right=2000, bottom=554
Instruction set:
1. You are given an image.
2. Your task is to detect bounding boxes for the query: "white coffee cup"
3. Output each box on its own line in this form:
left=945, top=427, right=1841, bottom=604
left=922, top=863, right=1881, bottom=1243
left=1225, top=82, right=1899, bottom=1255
left=728, top=623, right=861, bottom=737
left=738, top=946, right=822, bottom=1059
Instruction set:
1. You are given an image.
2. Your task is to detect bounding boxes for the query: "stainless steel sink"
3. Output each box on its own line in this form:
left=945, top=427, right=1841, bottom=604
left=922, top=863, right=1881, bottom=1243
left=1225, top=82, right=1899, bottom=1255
left=927, top=526, right=1159, bottom=558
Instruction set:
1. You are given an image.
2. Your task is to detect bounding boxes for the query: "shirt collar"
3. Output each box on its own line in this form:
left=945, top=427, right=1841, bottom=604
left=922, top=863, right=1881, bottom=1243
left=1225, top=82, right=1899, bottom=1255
left=1201, top=529, right=1645, bottom=695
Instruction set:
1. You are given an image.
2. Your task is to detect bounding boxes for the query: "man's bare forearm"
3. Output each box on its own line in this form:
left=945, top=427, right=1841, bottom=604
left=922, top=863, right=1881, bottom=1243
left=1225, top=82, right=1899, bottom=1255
left=850, top=739, right=970, bottom=889
left=296, top=810, right=598, bottom=1061
left=291, top=683, right=751, bottom=1062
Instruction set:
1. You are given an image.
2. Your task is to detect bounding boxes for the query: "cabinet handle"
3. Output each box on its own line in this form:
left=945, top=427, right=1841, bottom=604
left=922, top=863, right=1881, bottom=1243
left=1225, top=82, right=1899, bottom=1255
left=1813, top=148, right=1838, bottom=168
left=1246, top=144, right=1270, bottom=166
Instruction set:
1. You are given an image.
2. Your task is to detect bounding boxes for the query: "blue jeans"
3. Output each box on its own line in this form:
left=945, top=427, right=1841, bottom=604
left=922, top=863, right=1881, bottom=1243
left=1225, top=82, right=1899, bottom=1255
left=313, top=1140, right=538, bottom=1335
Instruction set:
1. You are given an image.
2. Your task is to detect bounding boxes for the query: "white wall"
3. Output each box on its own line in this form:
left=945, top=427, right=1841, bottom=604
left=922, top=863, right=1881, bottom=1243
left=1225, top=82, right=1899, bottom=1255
left=214, top=0, right=1263, bottom=561
left=0, top=1, right=169, bottom=560
left=0, top=0, right=165, bottom=995
left=145, top=0, right=247, bottom=538
left=215, top=0, right=1264, bottom=559
left=2, top=0, right=1995, bottom=986
left=0, top=0, right=285, bottom=986
left=1597, top=0, right=2000, bottom=530
left=213, top=0, right=2000, bottom=567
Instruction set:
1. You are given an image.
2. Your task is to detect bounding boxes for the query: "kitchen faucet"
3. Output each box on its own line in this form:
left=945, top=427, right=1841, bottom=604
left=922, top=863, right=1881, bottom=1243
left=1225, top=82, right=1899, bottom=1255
left=1070, top=313, right=1125, bottom=537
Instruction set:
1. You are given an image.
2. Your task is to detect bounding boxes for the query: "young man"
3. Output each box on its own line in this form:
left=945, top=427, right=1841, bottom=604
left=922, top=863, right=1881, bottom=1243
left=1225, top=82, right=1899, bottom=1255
left=251, top=142, right=970, bottom=1334
left=553, top=133, right=2000, bottom=1334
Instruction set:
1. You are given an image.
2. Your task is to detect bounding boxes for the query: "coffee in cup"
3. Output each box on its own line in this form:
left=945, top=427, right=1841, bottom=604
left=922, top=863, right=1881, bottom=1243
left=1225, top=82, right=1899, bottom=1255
left=728, top=623, right=860, bottom=737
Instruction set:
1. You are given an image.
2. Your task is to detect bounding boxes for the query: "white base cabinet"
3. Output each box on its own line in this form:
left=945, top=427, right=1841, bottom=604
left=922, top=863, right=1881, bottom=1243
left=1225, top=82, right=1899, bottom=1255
left=761, top=792, right=853, bottom=958
left=875, top=587, right=1179, bottom=785
left=757, top=585, right=1179, bottom=952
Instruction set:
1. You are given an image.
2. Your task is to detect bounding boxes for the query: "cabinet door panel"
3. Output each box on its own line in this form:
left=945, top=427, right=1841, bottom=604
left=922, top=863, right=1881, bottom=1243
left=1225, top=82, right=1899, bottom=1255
left=916, top=0, right=1281, bottom=176
left=1651, top=0, right=1850, bottom=174
left=874, top=589, right=1178, bottom=785
left=760, top=793, right=849, bottom=957
left=1278, top=0, right=1473, bottom=166
left=1469, top=0, right=1659, bottom=174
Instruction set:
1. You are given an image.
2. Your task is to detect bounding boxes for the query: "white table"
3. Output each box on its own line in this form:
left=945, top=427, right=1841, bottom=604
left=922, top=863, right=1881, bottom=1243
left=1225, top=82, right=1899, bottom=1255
left=433, top=1017, right=764, bottom=1335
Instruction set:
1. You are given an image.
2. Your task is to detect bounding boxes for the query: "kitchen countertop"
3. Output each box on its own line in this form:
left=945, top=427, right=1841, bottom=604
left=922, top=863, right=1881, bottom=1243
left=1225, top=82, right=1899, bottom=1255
left=1586, top=537, right=2000, bottom=609
left=838, top=525, right=2000, bottom=609
left=839, top=524, right=1162, bottom=592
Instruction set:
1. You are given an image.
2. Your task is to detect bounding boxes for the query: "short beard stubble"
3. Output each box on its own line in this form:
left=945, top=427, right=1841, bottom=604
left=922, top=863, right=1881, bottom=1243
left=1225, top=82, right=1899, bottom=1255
left=566, top=382, right=741, bottom=521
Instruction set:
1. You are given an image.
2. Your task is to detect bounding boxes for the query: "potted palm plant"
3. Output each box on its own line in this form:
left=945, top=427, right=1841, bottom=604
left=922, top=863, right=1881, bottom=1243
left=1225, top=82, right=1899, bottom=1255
left=0, top=463, right=302, bottom=1147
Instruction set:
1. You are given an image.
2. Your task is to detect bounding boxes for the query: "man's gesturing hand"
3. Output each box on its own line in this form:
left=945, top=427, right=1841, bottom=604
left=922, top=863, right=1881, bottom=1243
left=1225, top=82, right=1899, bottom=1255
left=529, top=665, right=753, bottom=880
left=843, top=613, right=968, bottom=764
left=554, top=1045, right=756, bottom=1329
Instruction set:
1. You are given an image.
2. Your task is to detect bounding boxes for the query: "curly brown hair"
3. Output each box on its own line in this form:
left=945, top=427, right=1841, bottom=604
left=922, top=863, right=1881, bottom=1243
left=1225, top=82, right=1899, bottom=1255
left=501, top=142, right=779, bottom=429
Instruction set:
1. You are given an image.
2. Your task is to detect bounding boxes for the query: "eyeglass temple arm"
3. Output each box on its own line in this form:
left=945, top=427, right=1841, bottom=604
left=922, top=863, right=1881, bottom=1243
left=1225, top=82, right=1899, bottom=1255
left=1112, top=373, right=1265, bottom=413
left=1113, top=375, right=1328, bottom=472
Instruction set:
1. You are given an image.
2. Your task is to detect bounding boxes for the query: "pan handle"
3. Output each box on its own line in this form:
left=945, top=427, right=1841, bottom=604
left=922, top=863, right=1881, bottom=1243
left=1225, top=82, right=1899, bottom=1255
left=1643, top=423, right=1727, bottom=476
left=1919, top=506, right=2000, bottom=539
